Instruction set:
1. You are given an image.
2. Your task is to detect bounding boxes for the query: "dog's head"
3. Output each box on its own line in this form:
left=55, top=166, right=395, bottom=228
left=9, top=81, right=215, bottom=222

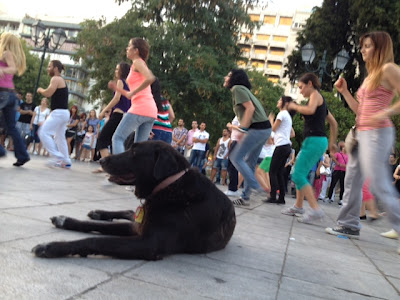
left=101, top=141, right=190, bottom=198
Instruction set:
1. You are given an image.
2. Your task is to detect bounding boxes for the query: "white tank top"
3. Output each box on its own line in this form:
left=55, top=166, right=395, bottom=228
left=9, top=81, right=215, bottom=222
left=216, top=137, right=230, bottom=159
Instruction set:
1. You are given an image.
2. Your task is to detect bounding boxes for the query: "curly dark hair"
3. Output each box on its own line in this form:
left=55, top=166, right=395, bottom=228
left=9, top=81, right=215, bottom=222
left=226, top=69, right=251, bottom=90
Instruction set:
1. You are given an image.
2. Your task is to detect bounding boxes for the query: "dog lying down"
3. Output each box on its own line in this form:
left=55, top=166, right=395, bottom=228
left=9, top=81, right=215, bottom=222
left=32, top=141, right=236, bottom=259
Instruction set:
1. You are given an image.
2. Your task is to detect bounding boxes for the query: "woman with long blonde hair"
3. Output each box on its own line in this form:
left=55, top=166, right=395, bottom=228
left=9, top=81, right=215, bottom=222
left=326, top=31, right=400, bottom=255
left=0, top=33, right=30, bottom=166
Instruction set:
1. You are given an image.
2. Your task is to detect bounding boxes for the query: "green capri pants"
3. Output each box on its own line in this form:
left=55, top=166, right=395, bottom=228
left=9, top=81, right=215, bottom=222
left=292, top=136, right=328, bottom=190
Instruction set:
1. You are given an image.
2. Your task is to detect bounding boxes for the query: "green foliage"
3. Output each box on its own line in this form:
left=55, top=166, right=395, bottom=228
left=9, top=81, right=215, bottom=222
left=284, top=0, right=400, bottom=94
left=74, top=0, right=264, bottom=146
left=14, top=39, right=50, bottom=104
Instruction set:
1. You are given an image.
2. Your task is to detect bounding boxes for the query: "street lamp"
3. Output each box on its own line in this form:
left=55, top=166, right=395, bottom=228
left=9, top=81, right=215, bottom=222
left=301, top=42, right=350, bottom=84
left=30, top=20, right=67, bottom=102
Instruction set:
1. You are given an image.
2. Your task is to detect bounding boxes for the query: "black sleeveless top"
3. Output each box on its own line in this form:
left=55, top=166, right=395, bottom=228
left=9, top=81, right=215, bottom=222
left=51, top=85, right=68, bottom=110
left=302, top=96, right=328, bottom=138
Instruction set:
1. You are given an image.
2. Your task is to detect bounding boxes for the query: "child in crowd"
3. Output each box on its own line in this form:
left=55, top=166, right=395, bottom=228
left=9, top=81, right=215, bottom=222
left=80, top=125, right=95, bottom=162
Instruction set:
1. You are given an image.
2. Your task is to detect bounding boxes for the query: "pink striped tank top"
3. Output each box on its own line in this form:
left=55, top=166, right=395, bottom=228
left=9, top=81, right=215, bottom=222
left=356, top=84, right=394, bottom=131
left=0, top=61, right=14, bottom=89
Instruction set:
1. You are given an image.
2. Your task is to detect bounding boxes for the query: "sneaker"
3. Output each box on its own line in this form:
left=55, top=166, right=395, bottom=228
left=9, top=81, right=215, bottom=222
left=33, top=151, right=38, bottom=155
left=263, top=198, right=285, bottom=205
left=380, top=229, right=399, bottom=239
left=225, top=190, right=240, bottom=197
left=325, top=225, right=360, bottom=239
left=281, top=205, right=305, bottom=216
left=297, top=209, right=325, bottom=224
left=338, top=200, right=343, bottom=206
left=232, top=197, right=250, bottom=207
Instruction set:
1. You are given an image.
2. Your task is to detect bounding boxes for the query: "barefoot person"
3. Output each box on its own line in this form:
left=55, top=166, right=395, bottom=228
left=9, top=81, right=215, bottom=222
left=38, top=60, right=71, bottom=168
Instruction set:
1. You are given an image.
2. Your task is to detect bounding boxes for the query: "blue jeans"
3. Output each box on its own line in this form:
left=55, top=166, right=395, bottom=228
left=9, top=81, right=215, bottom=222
left=190, top=149, right=205, bottom=170
left=112, top=113, right=155, bottom=154
left=152, top=129, right=172, bottom=144
left=230, top=128, right=271, bottom=199
left=0, top=91, right=29, bottom=161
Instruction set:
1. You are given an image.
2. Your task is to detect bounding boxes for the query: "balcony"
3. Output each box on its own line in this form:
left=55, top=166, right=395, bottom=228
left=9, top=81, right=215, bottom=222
left=251, top=53, right=266, bottom=60
left=267, top=55, right=284, bottom=63
left=269, top=40, right=287, bottom=49
left=265, top=69, right=282, bottom=77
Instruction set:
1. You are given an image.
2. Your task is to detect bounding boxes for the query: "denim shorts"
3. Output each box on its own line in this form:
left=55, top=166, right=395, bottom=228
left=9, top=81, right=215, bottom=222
left=213, top=158, right=228, bottom=170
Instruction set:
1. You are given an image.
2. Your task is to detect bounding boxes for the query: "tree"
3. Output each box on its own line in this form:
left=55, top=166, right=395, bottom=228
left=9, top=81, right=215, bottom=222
left=74, top=0, right=263, bottom=145
left=284, top=0, right=400, bottom=95
left=14, top=39, right=50, bottom=104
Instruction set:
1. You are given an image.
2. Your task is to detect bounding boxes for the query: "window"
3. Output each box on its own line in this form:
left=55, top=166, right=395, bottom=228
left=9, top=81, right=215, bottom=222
left=252, top=61, right=264, bottom=69
left=241, top=33, right=252, bottom=40
left=241, top=46, right=251, bottom=53
left=273, top=35, right=288, bottom=42
left=257, top=34, right=270, bottom=41
left=249, top=14, right=260, bottom=22
left=270, top=48, right=285, bottom=56
left=268, top=76, right=279, bottom=83
left=254, top=48, right=267, bottom=55
left=264, top=15, right=276, bottom=25
left=279, top=17, right=293, bottom=26
left=267, top=62, right=282, bottom=70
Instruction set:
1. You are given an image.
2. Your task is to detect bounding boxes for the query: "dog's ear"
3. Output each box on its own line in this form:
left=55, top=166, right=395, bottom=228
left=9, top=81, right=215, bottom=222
left=153, top=150, right=179, bottom=181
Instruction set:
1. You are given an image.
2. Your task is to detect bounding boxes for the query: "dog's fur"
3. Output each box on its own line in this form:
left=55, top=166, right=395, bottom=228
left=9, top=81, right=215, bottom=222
left=32, top=141, right=236, bottom=259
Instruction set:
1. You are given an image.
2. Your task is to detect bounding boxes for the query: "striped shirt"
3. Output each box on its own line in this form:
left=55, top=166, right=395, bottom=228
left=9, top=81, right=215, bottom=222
left=356, top=84, right=394, bottom=131
left=152, top=98, right=172, bottom=132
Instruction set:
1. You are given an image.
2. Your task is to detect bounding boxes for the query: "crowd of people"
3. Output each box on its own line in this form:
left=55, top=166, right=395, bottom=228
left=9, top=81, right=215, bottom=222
left=1, top=31, right=400, bottom=255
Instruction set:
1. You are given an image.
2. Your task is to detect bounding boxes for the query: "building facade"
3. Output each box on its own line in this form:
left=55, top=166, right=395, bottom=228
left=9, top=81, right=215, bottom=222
left=0, top=15, right=89, bottom=107
left=238, top=7, right=311, bottom=100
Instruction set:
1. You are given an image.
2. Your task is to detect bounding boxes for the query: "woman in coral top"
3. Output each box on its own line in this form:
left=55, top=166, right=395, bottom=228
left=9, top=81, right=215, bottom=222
left=326, top=32, right=400, bottom=253
left=108, top=38, right=157, bottom=154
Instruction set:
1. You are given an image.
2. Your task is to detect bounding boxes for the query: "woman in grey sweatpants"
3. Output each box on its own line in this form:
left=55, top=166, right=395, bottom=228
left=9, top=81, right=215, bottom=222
left=326, top=31, right=400, bottom=255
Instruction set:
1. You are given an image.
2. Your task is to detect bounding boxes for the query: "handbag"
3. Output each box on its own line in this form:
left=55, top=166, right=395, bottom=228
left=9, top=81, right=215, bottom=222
left=319, top=165, right=331, bottom=176
left=345, top=125, right=358, bottom=153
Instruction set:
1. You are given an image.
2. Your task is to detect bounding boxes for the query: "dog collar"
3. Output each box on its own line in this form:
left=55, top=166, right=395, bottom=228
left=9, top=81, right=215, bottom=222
left=152, top=169, right=189, bottom=195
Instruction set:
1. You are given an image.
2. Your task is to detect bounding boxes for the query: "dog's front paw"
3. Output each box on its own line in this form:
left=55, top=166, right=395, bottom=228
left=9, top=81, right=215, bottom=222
left=50, top=215, right=68, bottom=228
left=87, top=210, right=111, bottom=221
left=32, top=243, right=56, bottom=258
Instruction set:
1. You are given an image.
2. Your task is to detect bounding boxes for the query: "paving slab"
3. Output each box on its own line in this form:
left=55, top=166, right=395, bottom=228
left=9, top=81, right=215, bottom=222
left=0, top=154, right=399, bottom=299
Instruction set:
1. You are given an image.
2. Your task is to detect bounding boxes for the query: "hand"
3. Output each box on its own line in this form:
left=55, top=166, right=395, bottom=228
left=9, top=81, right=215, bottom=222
left=334, top=77, right=348, bottom=94
left=30, top=124, right=33, bottom=130
left=226, top=122, right=232, bottom=128
left=268, top=112, right=275, bottom=123
left=287, top=102, right=296, bottom=111
left=37, top=87, right=44, bottom=94
left=107, top=81, right=116, bottom=91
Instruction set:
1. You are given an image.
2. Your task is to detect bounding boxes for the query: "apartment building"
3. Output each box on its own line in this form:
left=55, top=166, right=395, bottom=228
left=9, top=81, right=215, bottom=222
left=238, top=8, right=311, bottom=99
left=0, top=15, right=89, bottom=107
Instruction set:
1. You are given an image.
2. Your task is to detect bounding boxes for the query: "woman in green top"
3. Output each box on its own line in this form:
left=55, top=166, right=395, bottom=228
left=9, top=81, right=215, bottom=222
left=224, top=69, right=272, bottom=206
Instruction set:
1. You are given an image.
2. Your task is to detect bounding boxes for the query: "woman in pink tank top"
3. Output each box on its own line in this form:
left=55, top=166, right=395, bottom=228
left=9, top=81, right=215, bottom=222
left=326, top=32, right=400, bottom=254
left=0, top=32, right=30, bottom=166
left=108, top=38, right=157, bottom=154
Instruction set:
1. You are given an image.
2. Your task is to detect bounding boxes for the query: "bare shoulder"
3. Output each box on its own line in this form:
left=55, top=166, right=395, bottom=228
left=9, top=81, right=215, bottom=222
left=51, top=75, right=66, bottom=88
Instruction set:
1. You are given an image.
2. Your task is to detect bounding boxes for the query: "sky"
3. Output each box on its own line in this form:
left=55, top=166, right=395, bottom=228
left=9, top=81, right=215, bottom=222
left=0, top=0, right=323, bottom=23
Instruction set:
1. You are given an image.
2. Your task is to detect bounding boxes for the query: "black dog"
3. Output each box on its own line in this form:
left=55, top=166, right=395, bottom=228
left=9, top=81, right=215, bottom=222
left=32, top=141, right=236, bottom=259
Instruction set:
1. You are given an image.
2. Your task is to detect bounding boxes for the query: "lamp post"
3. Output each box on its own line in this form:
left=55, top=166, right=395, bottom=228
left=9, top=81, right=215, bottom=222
left=30, top=20, right=67, bottom=103
left=301, top=42, right=350, bottom=84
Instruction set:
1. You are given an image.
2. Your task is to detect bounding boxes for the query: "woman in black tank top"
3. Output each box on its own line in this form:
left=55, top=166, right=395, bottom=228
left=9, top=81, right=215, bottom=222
left=281, top=73, right=337, bottom=224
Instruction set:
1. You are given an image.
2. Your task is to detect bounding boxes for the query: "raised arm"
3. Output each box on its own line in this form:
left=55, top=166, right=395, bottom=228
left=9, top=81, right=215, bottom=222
left=334, top=77, right=359, bottom=114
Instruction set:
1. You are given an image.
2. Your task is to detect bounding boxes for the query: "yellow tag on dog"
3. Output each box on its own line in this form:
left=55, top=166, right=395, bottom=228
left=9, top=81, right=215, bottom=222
left=134, top=206, right=144, bottom=223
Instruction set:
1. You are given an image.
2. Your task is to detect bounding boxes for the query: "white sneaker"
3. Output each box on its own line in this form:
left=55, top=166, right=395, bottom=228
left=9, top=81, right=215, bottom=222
left=380, top=229, right=399, bottom=239
left=225, top=190, right=240, bottom=197
left=33, top=151, right=38, bottom=155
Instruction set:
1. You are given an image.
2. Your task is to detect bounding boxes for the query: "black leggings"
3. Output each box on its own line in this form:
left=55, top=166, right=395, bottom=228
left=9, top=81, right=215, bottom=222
left=227, top=141, right=238, bottom=192
left=269, top=144, right=292, bottom=200
left=96, top=112, right=123, bottom=151
left=328, top=170, right=346, bottom=200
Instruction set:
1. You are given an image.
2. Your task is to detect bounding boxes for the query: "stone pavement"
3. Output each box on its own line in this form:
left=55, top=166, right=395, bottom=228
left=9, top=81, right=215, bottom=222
left=1, top=154, right=399, bottom=300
